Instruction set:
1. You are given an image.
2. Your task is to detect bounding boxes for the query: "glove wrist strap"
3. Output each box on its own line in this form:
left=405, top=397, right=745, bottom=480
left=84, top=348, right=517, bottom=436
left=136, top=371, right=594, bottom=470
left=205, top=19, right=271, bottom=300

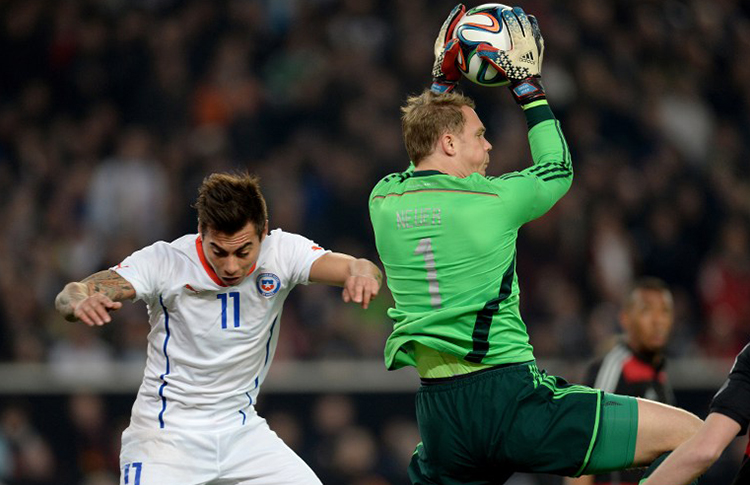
left=431, top=81, right=457, bottom=94
left=509, top=77, right=546, bottom=105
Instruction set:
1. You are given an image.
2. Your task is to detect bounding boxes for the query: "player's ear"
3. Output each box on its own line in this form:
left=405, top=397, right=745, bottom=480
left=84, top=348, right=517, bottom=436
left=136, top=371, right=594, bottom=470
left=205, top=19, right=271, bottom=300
left=440, top=132, right=457, bottom=156
left=261, top=220, right=269, bottom=241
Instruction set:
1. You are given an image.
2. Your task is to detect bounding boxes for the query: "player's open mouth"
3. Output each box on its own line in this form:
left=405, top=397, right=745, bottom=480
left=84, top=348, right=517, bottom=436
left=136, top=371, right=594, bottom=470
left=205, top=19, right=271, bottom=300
left=223, top=276, right=240, bottom=285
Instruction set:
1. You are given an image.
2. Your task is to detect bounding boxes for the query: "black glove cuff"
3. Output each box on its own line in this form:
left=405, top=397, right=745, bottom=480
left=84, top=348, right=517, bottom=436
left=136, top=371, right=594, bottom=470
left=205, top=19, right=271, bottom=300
left=509, top=77, right=546, bottom=105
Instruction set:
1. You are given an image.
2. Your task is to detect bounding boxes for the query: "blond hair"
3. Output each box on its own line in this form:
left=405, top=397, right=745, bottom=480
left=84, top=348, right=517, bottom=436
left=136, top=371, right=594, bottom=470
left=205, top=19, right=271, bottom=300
left=401, top=90, right=476, bottom=164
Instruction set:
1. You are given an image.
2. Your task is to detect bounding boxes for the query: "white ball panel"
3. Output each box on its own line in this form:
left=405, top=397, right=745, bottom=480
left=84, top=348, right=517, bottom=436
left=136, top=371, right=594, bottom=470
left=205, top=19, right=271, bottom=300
left=454, top=3, right=514, bottom=87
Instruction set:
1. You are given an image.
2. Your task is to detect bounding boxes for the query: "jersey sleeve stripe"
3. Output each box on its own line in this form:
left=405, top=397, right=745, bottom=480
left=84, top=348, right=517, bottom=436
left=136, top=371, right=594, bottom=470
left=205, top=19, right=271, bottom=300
left=541, top=172, right=572, bottom=182
left=555, top=121, right=572, bottom=170
left=528, top=161, right=558, bottom=174
left=498, top=169, right=571, bottom=183
left=465, top=253, right=517, bottom=363
left=533, top=166, right=570, bottom=178
left=526, top=121, right=572, bottom=176
left=525, top=163, right=572, bottom=182
left=525, top=119, right=571, bottom=173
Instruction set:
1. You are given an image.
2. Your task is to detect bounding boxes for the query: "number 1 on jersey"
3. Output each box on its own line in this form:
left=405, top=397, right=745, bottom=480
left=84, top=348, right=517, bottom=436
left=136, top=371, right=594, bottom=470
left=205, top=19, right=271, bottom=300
left=414, top=238, right=442, bottom=309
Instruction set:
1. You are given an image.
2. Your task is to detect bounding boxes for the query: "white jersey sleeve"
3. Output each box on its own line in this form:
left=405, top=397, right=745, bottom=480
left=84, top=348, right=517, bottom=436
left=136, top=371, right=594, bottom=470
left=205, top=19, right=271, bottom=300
left=270, top=229, right=330, bottom=286
left=111, top=241, right=176, bottom=301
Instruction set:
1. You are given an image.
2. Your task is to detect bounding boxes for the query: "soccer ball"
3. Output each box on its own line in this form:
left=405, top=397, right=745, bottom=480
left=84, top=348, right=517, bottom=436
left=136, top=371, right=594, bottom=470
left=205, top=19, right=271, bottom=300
left=454, top=3, right=513, bottom=87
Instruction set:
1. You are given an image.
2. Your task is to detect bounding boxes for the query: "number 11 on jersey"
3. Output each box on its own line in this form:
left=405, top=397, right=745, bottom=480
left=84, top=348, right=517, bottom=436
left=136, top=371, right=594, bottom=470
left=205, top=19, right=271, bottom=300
left=217, top=292, right=240, bottom=329
left=415, top=238, right=442, bottom=309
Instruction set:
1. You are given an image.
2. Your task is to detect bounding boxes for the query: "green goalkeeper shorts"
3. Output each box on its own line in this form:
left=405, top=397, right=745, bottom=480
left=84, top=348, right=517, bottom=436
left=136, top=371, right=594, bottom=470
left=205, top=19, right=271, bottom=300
left=407, top=362, right=638, bottom=485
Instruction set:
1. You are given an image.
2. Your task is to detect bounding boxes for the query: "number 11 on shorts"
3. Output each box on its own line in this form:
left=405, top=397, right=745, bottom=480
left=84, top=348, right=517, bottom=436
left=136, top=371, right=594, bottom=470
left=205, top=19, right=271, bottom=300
left=123, top=462, right=142, bottom=484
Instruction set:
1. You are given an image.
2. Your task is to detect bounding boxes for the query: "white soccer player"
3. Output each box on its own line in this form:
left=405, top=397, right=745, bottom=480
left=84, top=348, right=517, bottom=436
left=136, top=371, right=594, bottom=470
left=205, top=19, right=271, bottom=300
left=55, top=171, right=382, bottom=485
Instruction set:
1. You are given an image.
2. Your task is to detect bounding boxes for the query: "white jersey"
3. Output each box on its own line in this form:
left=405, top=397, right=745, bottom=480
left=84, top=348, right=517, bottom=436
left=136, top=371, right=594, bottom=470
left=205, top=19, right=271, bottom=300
left=113, top=228, right=328, bottom=432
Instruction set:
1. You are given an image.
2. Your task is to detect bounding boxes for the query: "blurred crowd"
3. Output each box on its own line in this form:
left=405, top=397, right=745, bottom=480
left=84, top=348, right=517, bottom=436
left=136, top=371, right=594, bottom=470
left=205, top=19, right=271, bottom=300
left=3, top=0, right=750, bottom=364
left=3, top=0, right=750, bottom=367
left=0, top=391, right=742, bottom=485
left=0, top=392, right=423, bottom=485
left=2, top=0, right=750, bottom=483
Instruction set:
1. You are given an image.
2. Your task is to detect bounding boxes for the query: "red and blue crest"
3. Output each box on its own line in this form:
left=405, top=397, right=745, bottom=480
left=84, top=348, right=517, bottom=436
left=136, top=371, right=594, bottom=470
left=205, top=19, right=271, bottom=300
left=256, top=273, right=281, bottom=297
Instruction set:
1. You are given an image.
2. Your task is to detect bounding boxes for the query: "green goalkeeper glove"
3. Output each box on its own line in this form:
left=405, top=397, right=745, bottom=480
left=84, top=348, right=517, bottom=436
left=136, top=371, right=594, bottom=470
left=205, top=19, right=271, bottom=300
left=476, top=7, right=546, bottom=105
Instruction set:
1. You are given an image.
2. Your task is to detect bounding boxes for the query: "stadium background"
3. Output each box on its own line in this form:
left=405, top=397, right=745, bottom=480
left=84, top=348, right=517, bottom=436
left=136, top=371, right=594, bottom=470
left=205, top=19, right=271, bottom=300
left=0, top=0, right=749, bottom=483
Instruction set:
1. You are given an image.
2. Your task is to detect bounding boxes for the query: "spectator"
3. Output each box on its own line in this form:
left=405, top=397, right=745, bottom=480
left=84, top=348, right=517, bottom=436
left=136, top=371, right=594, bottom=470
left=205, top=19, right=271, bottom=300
left=567, top=278, right=678, bottom=485
left=699, top=216, right=750, bottom=357
left=0, top=404, right=57, bottom=483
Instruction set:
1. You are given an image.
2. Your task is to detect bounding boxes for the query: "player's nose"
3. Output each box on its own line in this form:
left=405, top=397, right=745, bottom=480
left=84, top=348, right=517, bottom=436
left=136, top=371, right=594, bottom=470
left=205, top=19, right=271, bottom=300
left=225, top=257, right=240, bottom=275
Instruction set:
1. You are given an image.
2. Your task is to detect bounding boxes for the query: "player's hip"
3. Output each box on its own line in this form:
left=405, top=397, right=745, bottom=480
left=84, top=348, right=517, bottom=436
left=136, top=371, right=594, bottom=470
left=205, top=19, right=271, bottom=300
left=129, top=392, right=259, bottom=432
left=413, top=362, right=602, bottom=477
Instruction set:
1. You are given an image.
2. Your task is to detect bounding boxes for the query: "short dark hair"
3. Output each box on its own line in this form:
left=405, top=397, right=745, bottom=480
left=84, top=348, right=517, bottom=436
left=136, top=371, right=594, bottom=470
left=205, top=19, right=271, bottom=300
left=401, top=89, right=476, bottom=164
left=193, top=171, right=267, bottom=237
left=624, top=277, right=672, bottom=309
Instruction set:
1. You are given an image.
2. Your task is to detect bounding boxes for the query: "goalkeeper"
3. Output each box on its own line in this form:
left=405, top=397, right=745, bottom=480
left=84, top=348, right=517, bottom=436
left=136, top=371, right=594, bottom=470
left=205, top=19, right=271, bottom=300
left=369, top=4, right=701, bottom=484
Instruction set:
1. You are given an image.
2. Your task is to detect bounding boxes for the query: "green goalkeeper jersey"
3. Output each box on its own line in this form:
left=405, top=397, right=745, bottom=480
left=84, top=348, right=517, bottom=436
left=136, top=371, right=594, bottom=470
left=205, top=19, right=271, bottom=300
left=369, top=105, right=571, bottom=370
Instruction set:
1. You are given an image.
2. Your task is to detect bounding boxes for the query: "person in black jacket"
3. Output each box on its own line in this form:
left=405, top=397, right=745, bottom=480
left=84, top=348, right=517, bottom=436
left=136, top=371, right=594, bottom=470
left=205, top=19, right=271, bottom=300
left=567, top=277, right=676, bottom=485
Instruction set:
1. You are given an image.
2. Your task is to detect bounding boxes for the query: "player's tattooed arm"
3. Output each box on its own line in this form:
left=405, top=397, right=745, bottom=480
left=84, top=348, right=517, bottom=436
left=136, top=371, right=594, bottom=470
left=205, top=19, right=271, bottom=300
left=81, top=270, right=136, bottom=301
left=55, top=270, right=135, bottom=325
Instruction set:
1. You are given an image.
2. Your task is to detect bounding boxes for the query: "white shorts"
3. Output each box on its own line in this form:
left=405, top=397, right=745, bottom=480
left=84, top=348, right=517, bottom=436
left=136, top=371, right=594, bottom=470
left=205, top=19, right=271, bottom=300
left=119, top=410, right=321, bottom=485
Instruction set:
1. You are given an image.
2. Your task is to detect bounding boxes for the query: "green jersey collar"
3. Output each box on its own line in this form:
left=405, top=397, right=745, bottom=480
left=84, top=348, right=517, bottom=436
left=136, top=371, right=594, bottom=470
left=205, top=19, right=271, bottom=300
left=412, top=170, right=445, bottom=177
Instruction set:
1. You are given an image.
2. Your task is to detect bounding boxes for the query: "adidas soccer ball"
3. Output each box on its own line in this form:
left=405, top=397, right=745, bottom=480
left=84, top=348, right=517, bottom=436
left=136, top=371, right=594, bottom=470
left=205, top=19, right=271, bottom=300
left=454, top=3, right=513, bottom=87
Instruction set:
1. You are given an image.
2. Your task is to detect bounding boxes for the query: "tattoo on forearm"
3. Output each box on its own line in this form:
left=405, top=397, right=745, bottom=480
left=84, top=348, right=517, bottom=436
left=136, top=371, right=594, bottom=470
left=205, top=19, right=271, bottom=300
left=82, top=270, right=135, bottom=301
